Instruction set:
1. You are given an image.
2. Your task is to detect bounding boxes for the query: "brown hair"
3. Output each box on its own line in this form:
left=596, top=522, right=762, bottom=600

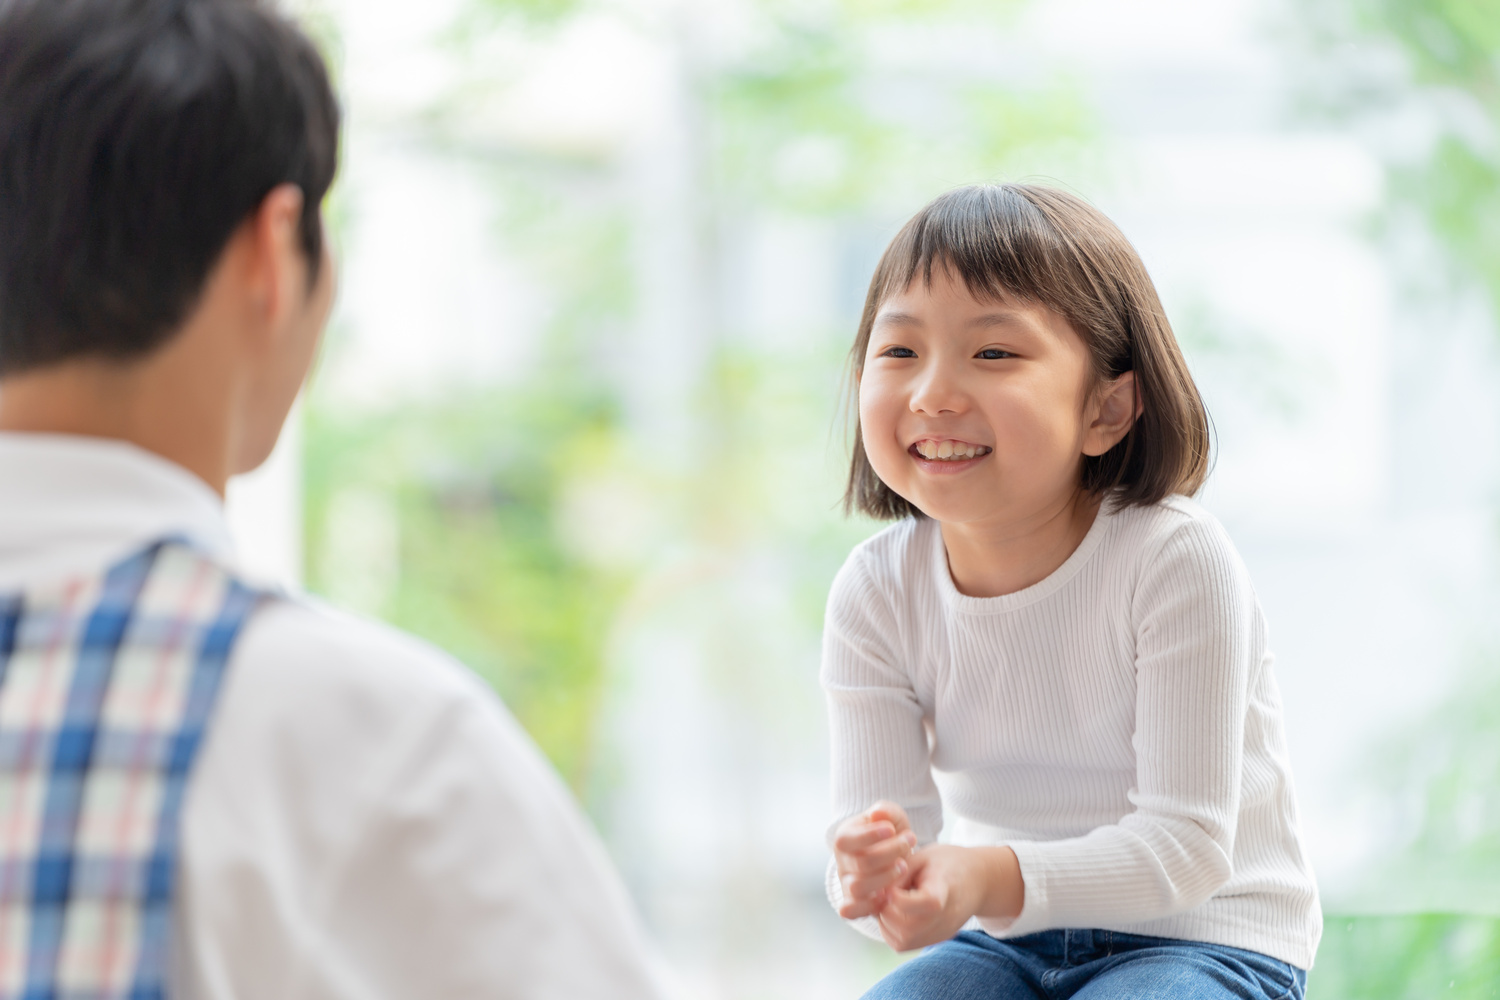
left=845, top=183, right=1212, bottom=520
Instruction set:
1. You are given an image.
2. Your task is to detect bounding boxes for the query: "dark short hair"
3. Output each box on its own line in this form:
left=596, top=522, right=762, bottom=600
left=846, top=183, right=1212, bottom=520
left=0, top=0, right=340, bottom=374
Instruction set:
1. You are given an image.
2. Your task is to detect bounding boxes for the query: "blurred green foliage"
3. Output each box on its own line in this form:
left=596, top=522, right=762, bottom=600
left=706, top=1, right=1091, bottom=214
left=1315, top=0, right=1500, bottom=318
left=303, top=381, right=627, bottom=788
left=460, top=0, right=588, bottom=31
left=304, top=159, right=636, bottom=788
left=1375, top=0, right=1500, bottom=322
left=1359, top=655, right=1500, bottom=904
left=1353, top=0, right=1499, bottom=99
left=1314, top=656, right=1500, bottom=995
left=1311, top=915, right=1500, bottom=998
left=1297, top=0, right=1500, bottom=992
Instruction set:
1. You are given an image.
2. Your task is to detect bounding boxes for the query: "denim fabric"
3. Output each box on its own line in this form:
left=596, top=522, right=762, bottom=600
left=863, top=929, right=1306, bottom=1000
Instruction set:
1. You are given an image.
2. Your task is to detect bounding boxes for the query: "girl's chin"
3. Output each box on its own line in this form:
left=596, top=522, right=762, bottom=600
left=895, top=486, right=1000, bottom=524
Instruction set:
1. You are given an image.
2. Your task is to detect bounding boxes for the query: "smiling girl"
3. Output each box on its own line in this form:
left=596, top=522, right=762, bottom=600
left=823, top=185, right=1319, bottom=999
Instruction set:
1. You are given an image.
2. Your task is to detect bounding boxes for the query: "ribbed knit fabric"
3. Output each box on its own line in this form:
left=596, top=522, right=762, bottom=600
left=821, top=495, right=1321, bottom=970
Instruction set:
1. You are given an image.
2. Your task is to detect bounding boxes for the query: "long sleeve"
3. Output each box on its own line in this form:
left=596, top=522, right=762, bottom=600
left=820, top=547, right=942, bottom=939
left=986, top=518, right=1258, bottom=937
left=822, top=551, right=943, bottom=845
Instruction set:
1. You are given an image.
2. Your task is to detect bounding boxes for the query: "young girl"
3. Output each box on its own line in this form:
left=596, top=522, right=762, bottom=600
left=823, top=184, right=1319, bottom=999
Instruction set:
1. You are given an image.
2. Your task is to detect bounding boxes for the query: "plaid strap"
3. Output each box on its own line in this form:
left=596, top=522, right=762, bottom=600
left=0, top=540, right=266, bottom=1000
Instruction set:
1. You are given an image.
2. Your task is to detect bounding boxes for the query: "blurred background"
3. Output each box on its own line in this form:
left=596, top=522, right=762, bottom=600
left=226, top=0, right=1500, bottom=995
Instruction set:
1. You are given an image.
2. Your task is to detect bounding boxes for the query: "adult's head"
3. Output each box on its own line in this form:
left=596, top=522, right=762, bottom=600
left=0, top=0, right=340, bottom=489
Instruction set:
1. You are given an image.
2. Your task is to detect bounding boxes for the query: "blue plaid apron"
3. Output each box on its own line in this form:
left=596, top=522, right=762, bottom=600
left=0, top=539, right=266, bottom=1000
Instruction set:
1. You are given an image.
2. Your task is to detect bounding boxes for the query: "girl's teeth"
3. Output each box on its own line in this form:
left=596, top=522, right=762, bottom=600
left=916, top=441, right=987, bottom=461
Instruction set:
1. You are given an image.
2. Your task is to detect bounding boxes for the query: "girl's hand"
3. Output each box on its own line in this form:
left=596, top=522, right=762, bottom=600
left=876, top=845, right=1024, bottom=952
left=833, top=801, right=919, bottom=919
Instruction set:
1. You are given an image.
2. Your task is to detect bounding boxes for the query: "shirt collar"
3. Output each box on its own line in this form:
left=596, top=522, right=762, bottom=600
left=0, top=432, right=237, bottom=590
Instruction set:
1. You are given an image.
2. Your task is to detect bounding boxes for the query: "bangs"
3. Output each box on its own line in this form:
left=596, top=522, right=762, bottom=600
left=871, top=184, right=1068, bottom=321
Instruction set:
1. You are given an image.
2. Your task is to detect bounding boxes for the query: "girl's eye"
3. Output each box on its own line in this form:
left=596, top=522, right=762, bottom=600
left=976, top=348, right=1014, bottom=360
left=880, top=347, right=917, bottom=359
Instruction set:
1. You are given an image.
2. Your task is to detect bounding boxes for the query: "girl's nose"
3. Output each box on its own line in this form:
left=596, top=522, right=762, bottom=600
left=909, top=366, right=967, bottom=415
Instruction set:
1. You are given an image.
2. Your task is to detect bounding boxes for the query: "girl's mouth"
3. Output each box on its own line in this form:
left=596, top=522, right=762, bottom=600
left=909, top=439, right=992, bottom=463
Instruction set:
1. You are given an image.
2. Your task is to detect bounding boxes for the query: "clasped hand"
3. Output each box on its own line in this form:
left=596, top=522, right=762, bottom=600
left=833, top=800, right=1024, bottom=953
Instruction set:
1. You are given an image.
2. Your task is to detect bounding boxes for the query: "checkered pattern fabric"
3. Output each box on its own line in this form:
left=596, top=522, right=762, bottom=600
left=0, top=540, right=265, bottom=1000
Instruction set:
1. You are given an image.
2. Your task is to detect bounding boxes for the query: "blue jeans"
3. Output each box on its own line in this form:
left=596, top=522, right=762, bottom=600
left=862, top=929, right=1306, bottom=1000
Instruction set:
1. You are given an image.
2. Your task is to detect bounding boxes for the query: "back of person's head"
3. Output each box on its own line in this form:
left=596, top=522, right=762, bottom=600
left=845, top=182, right=1212, bottom=520
left=0, top=0, right=340, bottom=376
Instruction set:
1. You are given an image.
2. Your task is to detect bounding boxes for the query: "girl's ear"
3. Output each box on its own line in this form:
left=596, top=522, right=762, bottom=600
left=1082, top=370, right=1141, bottom=457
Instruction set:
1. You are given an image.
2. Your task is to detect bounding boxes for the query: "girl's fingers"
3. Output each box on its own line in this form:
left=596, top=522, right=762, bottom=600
left=878, top=890, right=941, bottom=952
left=866, top=800, right=911, bottom=831
left=876, top=893, right=936, bottom=941
left=841, top=858, right=909, bottom=902
left=843, top=832, right=916, bottom=874
left=839, top=880, right=899, bottom=919
left=837, top=895, right=881, bottom=919
left=833, top=820, right=898, bottom=853
left=884, top=878, right=940, bottom=922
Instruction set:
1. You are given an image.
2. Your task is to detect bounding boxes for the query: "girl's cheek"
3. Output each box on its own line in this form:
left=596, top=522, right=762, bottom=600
left=859, top=382, right=898, bottom=439
left=860, top=416, right=900, bottom=470
left=859, top=391, right=906, bottom=479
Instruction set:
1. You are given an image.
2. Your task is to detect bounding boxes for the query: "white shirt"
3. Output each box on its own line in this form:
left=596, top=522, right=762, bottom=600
left=822, top=496, right=1321, bottom=969
left=0, top=433, right=671, bottom=1000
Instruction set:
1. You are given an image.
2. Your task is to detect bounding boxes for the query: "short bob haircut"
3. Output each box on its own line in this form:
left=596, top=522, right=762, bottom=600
left=845, top=183, right=1212, bottom=520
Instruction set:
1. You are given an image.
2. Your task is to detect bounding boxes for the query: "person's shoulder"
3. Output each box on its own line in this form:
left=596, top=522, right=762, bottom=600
left=846, top=515, right=936, bottom=576
left=830, top=517, right=935, bottom=607
left=208, top=591, right=555, bottom=832
left=1106, top=493, right=1235, bottom=556
left=239, top=594, right=490, bottom=714
left=222, top=592, right=519, bottom=778
left=1106, top=494, right=1252, bottom=597
left=1106, top=491, right=1214, bottom=529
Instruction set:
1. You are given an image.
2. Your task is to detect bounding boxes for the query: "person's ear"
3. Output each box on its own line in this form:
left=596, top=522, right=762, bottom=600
left=1082, top=370, right=1142, bottom=457
left=245, top=184, right=308, bottom=339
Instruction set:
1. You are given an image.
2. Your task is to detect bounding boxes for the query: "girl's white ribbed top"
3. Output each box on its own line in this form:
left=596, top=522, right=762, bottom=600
left=821, top=495, right=1321, bottom=969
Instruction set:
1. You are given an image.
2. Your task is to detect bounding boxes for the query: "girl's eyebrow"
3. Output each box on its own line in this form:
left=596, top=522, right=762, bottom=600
left=969, top=311, right=1024, bottom=328
left=874, top=310, right=1025, bottom=328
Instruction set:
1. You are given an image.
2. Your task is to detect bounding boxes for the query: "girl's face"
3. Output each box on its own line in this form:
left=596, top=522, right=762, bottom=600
left=859, top=266, right=1133, bottom=529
